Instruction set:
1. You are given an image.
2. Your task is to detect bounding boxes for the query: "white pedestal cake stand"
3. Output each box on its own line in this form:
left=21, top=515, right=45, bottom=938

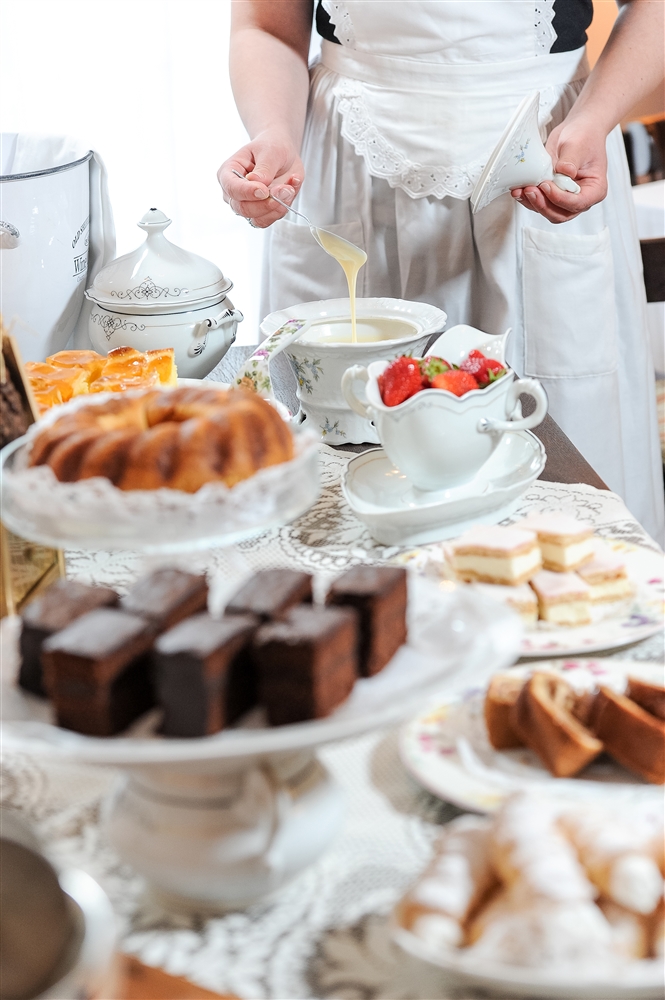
left=1, top=578, right=520, bottom=909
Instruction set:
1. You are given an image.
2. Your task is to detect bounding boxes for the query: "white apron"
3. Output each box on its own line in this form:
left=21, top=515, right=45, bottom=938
left=261, top=1, right=664, bottom=544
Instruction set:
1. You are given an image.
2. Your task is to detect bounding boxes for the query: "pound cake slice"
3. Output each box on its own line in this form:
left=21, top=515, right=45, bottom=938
left=626, top=677, right=665, bottom=721
left=519, top=513, right=594, bottom=571
left=448, top=525, right=541, bottom=586
left=590, top=687, right=665, bottom=784
left=484, top=673, right=525, bottom=750
left=513, top=672, right=603, bottom=777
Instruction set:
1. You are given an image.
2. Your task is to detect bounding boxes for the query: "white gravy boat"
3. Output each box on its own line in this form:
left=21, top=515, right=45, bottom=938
left=342, top=325, right=548, bottom=492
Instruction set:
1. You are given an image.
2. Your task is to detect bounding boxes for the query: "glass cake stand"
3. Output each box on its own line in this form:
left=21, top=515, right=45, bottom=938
left=0, top=430, right=320, bottom=553
left=1, top=583, right=520, bottom=909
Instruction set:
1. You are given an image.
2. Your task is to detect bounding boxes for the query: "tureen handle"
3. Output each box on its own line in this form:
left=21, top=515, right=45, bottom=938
left=341, top=365, right=372, bottom=420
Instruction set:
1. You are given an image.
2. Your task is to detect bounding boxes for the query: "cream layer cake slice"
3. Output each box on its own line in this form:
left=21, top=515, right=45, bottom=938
left=575, top=540, right=634, bottom=603
left=448, top=526, right=541, bottom=586
left=473, top=583, right=538, bottom=625
left=530, top=570, right=592, bottom=626
left=519, top=512, right=594, bottom=571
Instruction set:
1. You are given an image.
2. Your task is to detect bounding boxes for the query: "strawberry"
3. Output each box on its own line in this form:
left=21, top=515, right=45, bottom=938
left=460, top=349, right=507, bottom=387
left=419, top=355, right=451, bottom=386
left=430, top=369, right=478, bottom=396
left=378, top=356, right=424, bottom=406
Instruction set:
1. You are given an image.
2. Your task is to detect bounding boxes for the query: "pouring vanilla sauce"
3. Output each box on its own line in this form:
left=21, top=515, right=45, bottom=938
left=314, top=228, right=367, bottom=343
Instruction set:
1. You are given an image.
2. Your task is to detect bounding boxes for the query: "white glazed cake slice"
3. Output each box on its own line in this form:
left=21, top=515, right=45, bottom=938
left=473, top=582, right=539, bottom=625
left=448, top=526, right=541, bottom=586
left=530, top=570, right=592, bottom=626
left=519, top=512, right=594, bottom=571
left=576, top=540, right=634, bottom=603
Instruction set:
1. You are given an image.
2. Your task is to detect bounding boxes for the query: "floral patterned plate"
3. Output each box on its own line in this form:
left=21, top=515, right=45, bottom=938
left=399, top=657, right=664, bottom=814
left=399, top=538, right=664, bottom=657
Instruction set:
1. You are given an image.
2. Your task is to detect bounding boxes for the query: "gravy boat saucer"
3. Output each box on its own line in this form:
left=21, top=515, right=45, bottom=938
left=342, top=430, right=546, bottom=546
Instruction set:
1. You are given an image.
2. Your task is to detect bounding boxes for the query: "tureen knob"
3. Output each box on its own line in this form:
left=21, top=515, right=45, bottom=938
left=138, top=207, right=172, bottom=233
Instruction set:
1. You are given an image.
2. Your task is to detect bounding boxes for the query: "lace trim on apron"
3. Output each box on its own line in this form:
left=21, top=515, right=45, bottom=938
left=535, top=0, right=557, bottom=54
left=321, top=42, right=588, bottom=201
left=321, top=0, right=356, bottom=47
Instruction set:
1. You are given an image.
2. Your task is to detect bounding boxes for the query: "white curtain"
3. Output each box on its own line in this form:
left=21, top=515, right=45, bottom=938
left=1, top=0, right=263, bottom=344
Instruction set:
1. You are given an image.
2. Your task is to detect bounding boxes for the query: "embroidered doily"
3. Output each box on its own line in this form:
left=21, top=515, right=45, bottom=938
left=2, top=452, right=662, bottom=1000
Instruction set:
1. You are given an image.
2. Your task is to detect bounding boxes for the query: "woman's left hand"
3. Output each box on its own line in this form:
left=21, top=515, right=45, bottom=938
left=511, top=118, right=608, bottom=224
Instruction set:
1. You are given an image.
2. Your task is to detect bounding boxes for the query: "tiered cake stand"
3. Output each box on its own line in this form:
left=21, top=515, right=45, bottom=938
left=1, top=421, right=521, bottom=908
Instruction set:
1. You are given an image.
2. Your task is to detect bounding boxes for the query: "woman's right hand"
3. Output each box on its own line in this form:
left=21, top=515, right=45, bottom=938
left=218, top=129, right=304, bottom=229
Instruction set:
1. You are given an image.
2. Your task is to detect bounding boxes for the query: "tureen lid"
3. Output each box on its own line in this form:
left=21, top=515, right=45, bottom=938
left=86, top=208, right=233, bottom=314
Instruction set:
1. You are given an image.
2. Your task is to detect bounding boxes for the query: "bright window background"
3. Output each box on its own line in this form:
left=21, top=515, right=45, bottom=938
left=1, top=0, right=265, bottom=344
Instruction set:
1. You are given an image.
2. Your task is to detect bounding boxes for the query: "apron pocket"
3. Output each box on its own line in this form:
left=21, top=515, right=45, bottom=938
left=266, top=218, right=366, bottom=311
left=523, top=226, right=618, bottom=378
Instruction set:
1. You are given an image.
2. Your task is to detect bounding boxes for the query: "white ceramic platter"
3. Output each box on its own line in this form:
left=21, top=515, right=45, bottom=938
left=0, top=579, right=521, bottom=767
left=399, top=657, right=664, bottom=815
left=393, top=916, right=664, bottom=1000
left=342, top=431, right=545, bottom=546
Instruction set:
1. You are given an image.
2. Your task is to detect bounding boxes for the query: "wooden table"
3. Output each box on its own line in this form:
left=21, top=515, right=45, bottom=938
left=216, top=346, right=608, bottom=491
left=115, top=955, right=235, bottom=999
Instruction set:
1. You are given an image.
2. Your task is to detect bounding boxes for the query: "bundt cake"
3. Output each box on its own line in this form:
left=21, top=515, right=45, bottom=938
left=28, top=386, right=295, bottom=492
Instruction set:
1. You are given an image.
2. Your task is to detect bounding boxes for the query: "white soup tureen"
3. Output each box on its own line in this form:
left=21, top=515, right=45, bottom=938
left=86, top=208, right=242, bottom=377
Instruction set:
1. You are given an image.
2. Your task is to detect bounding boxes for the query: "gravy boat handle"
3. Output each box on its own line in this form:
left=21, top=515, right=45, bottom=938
left=478, top=377, right=548, bottom=434
left=342, top=365, right=372, bottom=420
left=233, top=318, right=310, bottom=407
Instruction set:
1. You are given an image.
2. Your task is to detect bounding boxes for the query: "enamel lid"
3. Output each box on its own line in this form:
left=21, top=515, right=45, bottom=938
left=86, top=208, right=233, bottom=314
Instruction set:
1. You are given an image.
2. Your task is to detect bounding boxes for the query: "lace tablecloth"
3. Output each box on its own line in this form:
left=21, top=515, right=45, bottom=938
left=2, top=446, right=662, bottom=1000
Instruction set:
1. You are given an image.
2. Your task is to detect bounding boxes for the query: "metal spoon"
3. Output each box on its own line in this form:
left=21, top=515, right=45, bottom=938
left=231, top=169, right=366, bottom=261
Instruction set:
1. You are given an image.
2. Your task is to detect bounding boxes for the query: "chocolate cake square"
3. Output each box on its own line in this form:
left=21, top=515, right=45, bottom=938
left=326, top=566, right=407, bottom=676
left=120, top=568, right=208, bottom=631
left=41, top=608, right=155, bottom=736
left=153, top=612, right=259, bottom=737
left=226, top=569, right=312, bottom=621
left=19, top=579, right=119, bottom=696
left=253, top=605, right=358, bottom=726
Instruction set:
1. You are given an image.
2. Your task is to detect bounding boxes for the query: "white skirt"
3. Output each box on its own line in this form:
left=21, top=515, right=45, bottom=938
left=261, top=64, right=665, bottom=544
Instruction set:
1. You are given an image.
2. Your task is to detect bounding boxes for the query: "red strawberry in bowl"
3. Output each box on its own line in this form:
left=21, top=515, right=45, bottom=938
left=460, top=349, right=506, bottom=388
left=430, top=370, right=478, bottom=396
left=378, top=356, right=423, bottom=407
left=419, top=355, right=451, bottom=386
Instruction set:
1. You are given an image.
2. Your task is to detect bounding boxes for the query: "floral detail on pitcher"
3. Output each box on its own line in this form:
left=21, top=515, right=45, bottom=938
left=290, top=357, right=323, bottom=395
left=90, top=312, right=146, bottom=342
left=514, top=138, right=530, bottom=164
left=234, top=319, right=309, bottom=400
left=320, top=417, right=345, bottom=438
left=109, top=276, right=189, bottom=302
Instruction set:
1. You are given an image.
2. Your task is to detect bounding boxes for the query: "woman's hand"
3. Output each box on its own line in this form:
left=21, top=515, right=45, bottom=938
left=511, top=118, right=609, bottom=224
left=218, top=129, right=305, bottom=229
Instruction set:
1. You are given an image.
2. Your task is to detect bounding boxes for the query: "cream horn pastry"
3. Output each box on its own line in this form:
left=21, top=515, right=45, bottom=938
left=401, top=815, right=497, bottom=949
left=575, top=540, right=634, bottom=603
left=448, top=526, right=541, bottom=586
left=473, top=582, right=538, bottom=624
left=559, top=808, right=664, bottom=915
left=519, top=512, right=594, bottom=571
left=466, top=885, right=615, bottom=968
left=490, top=793, right=595, bottom=903
left=529, top=569, right=592, bottom=626
left=596, top=899, right=650, bottom=960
